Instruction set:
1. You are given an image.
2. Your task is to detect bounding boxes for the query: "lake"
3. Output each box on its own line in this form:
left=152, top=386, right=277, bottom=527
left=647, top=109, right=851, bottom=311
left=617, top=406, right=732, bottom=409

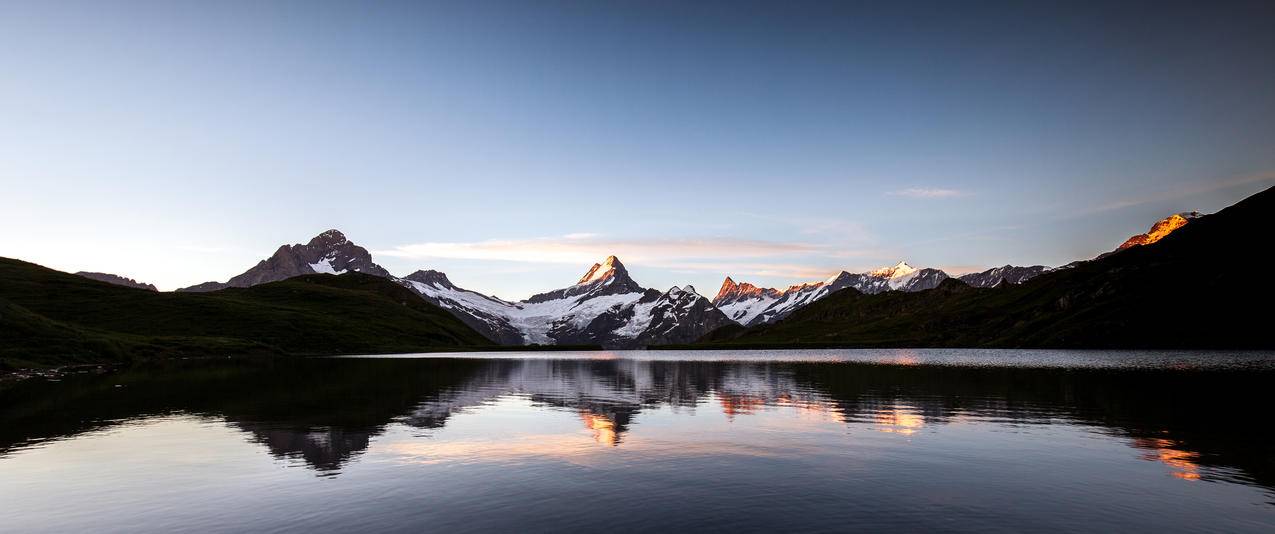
left=2, top=349, right=1273, bottom=532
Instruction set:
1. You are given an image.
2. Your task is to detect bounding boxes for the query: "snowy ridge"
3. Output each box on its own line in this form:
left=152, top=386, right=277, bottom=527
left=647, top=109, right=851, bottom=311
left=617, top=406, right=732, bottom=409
left=397, top=256, right=732, bottom=348
left=712, top=261, right=957, bottom=327
left=957, top=265, right=1051, bottom=288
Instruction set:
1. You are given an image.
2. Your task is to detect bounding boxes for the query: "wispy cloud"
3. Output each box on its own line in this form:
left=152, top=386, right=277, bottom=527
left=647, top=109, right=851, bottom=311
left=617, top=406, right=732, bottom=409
left=887, top=188, right=968, bottom=199
left=653, top=261, right=844, bottom=281
left=1088, top=170, right=1275, bottom=214
left=377, top=235, right=825, bottom=265
left=376, top=234, right=897, bottom=281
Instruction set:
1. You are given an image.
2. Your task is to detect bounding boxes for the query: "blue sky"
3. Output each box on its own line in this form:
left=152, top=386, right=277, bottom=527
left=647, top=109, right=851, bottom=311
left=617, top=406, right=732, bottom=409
left=2, top=1, right=1273, bottom=296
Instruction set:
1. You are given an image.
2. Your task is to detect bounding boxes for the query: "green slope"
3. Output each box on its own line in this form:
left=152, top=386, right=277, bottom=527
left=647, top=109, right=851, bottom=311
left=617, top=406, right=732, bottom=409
left=0, top=259, right=490, bottom=367
left=689, top=186, right=1275, bottom=350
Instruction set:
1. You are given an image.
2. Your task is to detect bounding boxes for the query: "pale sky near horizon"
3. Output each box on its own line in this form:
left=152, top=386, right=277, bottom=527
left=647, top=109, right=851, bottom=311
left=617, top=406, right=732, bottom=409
left=3, top=1, right=1274, bottom=297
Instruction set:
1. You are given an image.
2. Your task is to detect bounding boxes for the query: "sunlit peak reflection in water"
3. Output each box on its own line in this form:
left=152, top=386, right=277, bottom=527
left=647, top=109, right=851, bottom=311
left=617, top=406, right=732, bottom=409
left=1, top=350, right=1273, bottom=533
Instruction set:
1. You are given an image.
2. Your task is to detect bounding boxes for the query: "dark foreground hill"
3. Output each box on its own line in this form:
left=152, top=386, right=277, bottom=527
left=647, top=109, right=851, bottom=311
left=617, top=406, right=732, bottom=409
left=686, top=186, right=1275, bottom=350
left=0, top=259, right=490, bottom=368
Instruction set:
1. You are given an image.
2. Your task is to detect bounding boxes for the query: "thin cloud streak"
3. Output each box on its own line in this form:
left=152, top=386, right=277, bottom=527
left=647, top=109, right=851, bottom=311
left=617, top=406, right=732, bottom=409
left=652, top=261, right=844, bottom=282
left=377, top=235, right=827, bottom=265
left=1086, top=171, right=1275, bottom=215
left=888, top=188, right=968, bottom=199
left=376, top=234, right=900, bottom=282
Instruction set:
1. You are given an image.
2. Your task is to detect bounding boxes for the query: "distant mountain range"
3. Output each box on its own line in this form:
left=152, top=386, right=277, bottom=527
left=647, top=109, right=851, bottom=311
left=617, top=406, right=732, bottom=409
left=50, top=201, right=1214, bottom=350
left=73, top=272, right=157, bottom=291
left=714, top=262, right=959, bottom=326
left=8, top=187, right=1254, bottom=369
left=691, top=187, right=1272, bottom=349
left=161, top=234, right=1041, bottom=348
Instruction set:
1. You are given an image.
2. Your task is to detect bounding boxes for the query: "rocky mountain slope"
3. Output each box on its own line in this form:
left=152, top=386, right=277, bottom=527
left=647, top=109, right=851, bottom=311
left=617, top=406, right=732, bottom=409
left=74, top=272, right=158, bottom=291
left=957, top=265, right=1051, bottom=288
left=179, top=230, right=389, bottom=292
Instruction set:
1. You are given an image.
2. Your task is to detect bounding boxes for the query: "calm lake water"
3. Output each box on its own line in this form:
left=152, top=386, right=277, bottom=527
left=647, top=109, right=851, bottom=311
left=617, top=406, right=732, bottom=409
left=2, top=349, right=1273, bottom=532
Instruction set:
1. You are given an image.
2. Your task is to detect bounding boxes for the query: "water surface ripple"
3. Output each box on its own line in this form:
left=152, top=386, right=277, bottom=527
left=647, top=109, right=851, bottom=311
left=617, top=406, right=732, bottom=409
left=2, top=350, right=1272, bottom=532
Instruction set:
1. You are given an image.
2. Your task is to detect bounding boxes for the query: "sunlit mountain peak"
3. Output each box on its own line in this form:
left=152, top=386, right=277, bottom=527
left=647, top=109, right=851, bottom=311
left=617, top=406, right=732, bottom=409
left=869, top=261, right=917, bottom=279
left=577, top=255, right=627, bottom=285
left=1118, top=211, right=1202, bottom=250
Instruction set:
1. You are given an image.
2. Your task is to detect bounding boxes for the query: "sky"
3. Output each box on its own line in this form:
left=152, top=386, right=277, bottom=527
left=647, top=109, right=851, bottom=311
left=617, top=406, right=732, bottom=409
left=2, top=1, right=1273, bottom=297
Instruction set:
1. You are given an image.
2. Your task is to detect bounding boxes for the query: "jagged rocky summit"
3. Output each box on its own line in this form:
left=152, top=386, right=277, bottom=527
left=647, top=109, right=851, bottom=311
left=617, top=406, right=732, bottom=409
left=179, top=230, right=389, bottom=292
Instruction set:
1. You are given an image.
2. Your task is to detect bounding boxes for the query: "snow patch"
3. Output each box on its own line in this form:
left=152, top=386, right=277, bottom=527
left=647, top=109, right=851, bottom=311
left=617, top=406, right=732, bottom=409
left=309, top=258, right=346, bottom=275
left=613, top=300, right=657, bottom=338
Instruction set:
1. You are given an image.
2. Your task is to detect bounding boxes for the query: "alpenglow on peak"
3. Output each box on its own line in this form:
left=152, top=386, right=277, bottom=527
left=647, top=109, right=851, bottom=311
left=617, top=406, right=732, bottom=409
left=577, top=255, right=627, bottom=285
left=869, top=261, right=917, bottom=279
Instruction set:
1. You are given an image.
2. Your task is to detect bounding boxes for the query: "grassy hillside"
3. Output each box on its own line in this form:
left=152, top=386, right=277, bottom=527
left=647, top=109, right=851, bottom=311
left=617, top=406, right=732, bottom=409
left=685, top=186, right=1275, bottom=350
left=0, top=259, right=491, bottom=367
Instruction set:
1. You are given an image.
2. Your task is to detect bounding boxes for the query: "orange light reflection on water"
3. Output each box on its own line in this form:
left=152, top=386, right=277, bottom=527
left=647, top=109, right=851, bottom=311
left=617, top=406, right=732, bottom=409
left=579, top=411, right=619, bottom=446
left=875, top=408, right=924, bottom=435
left=1134, top=437, right=1202, bottom=481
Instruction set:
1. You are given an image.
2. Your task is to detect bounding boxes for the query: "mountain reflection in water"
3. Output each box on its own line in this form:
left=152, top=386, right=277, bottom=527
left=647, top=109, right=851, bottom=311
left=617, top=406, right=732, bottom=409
left=1, top=354, right=1273, bottom=532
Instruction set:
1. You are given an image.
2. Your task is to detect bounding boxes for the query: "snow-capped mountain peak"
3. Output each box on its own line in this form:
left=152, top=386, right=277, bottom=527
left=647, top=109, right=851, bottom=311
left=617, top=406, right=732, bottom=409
left=577, top=255, right=628, bottom=285
left=394, top=255, right=731, bottom=348
left=403, top=269, right=458, bottom=290
left=665, top=285, right=700, bottom=297
left=178, top=229, right=389, bottom=292
left=524, top=255, right=644, bottom=305
left=869, top=261, right=917, bottom=279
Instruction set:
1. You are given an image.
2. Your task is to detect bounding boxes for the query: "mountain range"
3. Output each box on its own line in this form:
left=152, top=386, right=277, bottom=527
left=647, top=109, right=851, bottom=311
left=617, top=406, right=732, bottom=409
left=691, top=187, right=1272, bottom=349
left=73, top=272, right=158, bottom=291
left=55, top=202, right=1213, bottom=350
left=161, top=236, right=1048, bottom=347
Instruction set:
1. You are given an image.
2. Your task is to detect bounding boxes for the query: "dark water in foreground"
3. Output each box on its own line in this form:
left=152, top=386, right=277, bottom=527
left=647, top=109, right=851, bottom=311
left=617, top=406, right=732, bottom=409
left=2, top=350, right=1273, bottom=532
